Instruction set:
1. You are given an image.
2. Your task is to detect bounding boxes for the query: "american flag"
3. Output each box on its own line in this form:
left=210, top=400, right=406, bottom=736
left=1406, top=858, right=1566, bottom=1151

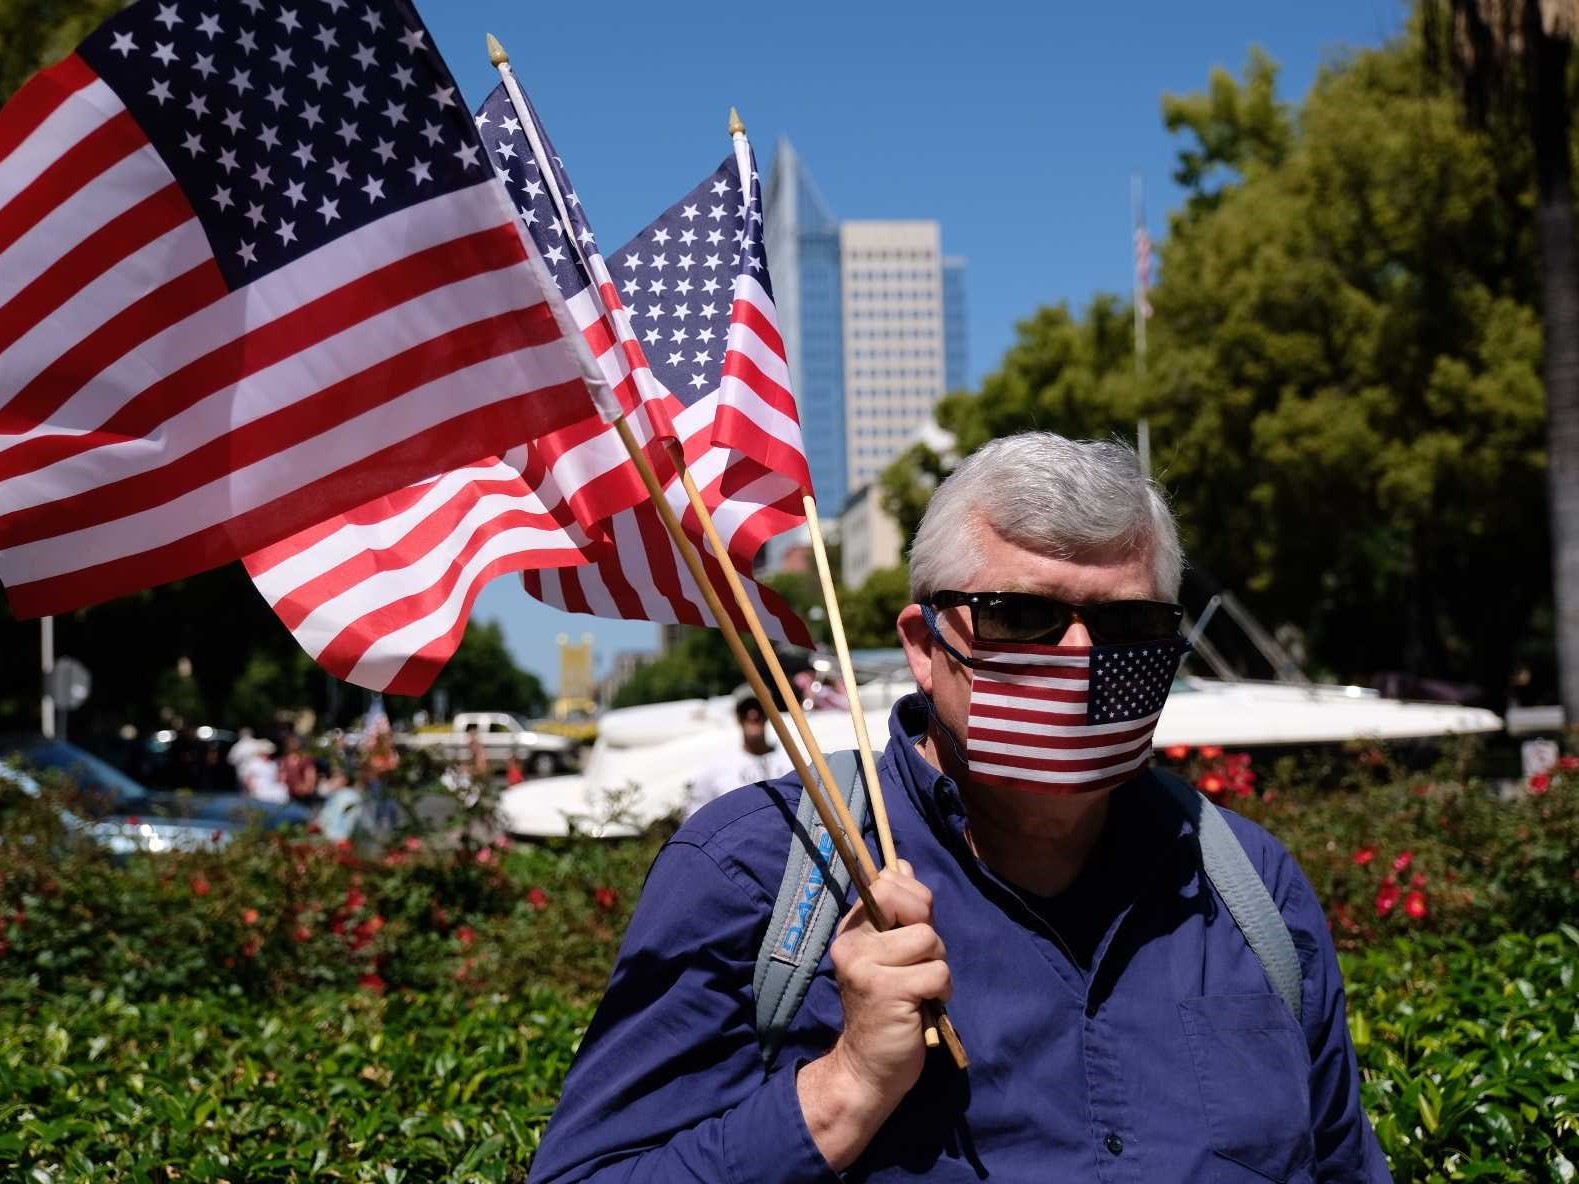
left=0, top=0, right=598, bottom=620
left=1134, top=221, right=1154, bottom=320
left=522, top=137, right=813, bottom=645
left=243, top=445, right=597, bottom=694
left=965, top=637, right=1189, bottom=794
left=244, top=81, right=809, bottom=692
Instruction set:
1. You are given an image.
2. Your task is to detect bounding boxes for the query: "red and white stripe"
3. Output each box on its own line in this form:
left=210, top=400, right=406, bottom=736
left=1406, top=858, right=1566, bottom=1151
left=237, top=246, right=685, bottom=695
left=244, top=446, right=597, bottom=695
left=966, top=644, right=1159, bottom=794
left=522, top=268, right=811, bottom=646
left=0, top=57, right=593, bottom=618
left=1134, top=224, right=1154, bottom=320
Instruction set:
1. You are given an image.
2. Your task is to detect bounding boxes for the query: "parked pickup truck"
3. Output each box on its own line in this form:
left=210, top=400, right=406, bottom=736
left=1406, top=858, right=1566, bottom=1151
left=397, top=712, right=580, bottom=777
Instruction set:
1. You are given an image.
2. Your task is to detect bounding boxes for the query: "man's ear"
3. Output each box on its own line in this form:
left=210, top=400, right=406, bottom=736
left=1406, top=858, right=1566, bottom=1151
left=896, top=603, right=935, bottom=696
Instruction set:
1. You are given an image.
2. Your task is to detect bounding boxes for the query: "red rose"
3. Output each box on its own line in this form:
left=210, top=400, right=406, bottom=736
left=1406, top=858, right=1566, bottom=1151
left=1392, top=851, right=1413, bottom=873
left=1559, top=755, right=1579, bottom=771
left=1353, top=848, right=1376, bottom=867
left=190, top=876, right=212, bottom=897
left=1163, top=745, right=1191, bottom=761
left=1199, top=745, right=1224, bottom=760
left=242, top=907, right=259, bottom=926
left=1530, top=772, right=1552, bottom=795
left=345, top=888, right=367, bottom=911
left=527, top=887, right=549, bottom=911
left=457, top=925, right=476, bottom=947
left=1375, top=882, right=1400, bottom=916
left=358, top=972, right=387, bottom=994
left=594, top=886, right=619, bottom=912
left=1198, top=774, right=1226, bottom=796
left=475, top=847, right=495, bottom=865
left=126, top=815, right=142, bottom=826
left=1404, top=890, right=1428, bottom=920
left=294, top=925, right=312, bottom=942
left=1411, top=873, right=1427, bottom=888
left=241, top=935, right=262, bottom=958
left=404, top=836, right=423, bottom=852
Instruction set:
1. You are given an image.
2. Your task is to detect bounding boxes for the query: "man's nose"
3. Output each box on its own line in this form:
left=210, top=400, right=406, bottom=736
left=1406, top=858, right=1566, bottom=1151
left=1058, top=620, right=1094, bottom=647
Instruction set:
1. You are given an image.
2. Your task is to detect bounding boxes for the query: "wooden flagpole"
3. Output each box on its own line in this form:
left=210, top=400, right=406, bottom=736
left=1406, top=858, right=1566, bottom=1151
left=800, top=496, right=898, bottom=865
left=486, top=37, right=963, bottom=1067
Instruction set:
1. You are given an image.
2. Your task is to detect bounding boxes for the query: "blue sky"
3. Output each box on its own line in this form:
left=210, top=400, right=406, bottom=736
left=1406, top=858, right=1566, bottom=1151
left=421, top=0, right=1408, bottom=689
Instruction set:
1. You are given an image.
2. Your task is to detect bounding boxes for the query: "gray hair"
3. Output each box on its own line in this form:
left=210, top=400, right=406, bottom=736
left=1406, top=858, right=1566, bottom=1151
left=908, top=432, right=1183, bottom=601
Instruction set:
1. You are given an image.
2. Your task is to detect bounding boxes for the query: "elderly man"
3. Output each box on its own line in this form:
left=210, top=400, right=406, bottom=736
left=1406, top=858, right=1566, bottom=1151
left=531, top=433, right=1390, bottom=1182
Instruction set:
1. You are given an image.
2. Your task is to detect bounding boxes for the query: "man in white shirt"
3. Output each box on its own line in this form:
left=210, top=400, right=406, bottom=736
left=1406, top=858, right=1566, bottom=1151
left=682, top=696, right=793, bottom=820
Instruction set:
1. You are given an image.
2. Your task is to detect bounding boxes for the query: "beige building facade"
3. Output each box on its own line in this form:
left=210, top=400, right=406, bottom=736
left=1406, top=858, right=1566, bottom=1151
left=838, top=221, right=948, bottom=495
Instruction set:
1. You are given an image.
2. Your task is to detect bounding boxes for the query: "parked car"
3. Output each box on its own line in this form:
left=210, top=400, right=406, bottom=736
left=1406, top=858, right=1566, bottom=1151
left=397, top=712, right=579, bottom=777
left=1, top=737, right=310, bottom=855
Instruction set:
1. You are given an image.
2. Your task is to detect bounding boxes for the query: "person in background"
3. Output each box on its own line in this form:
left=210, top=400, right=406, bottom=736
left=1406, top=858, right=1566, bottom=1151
left=682, top=696, right=794, bottom=821
left=280, top=733, right=319, bottom=804
left=465, top=722, right=491, bottom=781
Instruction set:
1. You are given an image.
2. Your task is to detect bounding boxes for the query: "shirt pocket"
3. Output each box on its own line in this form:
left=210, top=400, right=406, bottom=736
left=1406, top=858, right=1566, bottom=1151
left=1178, top=994, right=1315, bottom=1183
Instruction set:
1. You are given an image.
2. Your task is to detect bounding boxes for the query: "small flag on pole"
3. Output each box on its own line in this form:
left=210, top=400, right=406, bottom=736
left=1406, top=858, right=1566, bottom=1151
left=1133, top=177, right=1154, bottom=322
left=0, top=0, right=598, bottom=620
left=520, top=135, right=813, bottom=645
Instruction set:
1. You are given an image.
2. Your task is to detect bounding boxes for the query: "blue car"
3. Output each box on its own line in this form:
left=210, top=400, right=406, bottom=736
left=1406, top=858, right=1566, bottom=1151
left=1, top=737, right=311, bottom=854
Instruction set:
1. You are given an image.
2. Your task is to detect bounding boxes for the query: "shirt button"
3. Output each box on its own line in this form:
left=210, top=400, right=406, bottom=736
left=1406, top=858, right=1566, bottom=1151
left=1104, top=1133, right=1124, bottom=1156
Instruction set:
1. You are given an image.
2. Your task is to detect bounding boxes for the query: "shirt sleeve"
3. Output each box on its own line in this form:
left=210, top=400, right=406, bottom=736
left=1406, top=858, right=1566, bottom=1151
left=1258, top=836, right=1393, bottom=1183
left=529, top=839, right=840, bottom=1184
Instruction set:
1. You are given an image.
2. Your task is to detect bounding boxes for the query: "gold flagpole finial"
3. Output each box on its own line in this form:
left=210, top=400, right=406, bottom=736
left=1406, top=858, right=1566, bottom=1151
left=486, top=33, right=509, bottom=65
left=728, top=106, right=746, bottom=136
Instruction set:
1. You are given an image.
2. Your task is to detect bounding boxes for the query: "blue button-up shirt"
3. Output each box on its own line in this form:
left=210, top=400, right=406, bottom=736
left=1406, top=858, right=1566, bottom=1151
left=531, top=695, right=1391, bottom=1182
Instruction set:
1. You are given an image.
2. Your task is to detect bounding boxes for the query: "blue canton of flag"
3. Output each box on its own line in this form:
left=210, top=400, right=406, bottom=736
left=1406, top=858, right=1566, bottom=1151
left=473, top=84, right=602, bottom=312
left=1087, top=637, right=1191, bottom=724
left=77, top=0, right=487, bottom=287
left=607, top=158, right=772, bottom=408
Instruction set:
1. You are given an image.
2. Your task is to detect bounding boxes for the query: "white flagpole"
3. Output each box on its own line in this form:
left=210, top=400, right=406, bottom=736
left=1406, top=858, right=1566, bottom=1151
left=41, top=616, right=55, bottom=739
left=1132, top=172, right=1151, bottom=475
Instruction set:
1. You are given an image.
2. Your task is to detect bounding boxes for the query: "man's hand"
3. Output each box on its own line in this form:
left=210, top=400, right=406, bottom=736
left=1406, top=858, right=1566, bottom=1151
left=796, top=861, right=952, bottom=1172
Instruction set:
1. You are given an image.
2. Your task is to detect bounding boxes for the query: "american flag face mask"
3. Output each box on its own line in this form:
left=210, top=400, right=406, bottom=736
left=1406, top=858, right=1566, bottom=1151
left=921, top=607, right=1190, bottom=795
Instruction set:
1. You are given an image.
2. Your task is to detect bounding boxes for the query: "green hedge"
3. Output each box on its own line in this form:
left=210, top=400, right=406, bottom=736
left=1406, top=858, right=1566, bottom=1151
left=1344, top=929, right=1579, bottom=1182
left=0, top=984, right=591, bottom=1182
left=4, top=756, right=1578, bottom=1180
left=3, top=931, right=1576, bottom=1181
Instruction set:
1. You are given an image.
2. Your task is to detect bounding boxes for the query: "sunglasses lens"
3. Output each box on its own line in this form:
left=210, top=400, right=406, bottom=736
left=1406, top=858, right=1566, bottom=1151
left=975, top=594, right=1073, bottom=642
left=1087, top=601, right=1182, bottom=642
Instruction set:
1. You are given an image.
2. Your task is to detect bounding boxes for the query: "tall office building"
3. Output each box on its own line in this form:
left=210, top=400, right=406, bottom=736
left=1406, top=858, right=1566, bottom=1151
left=841, top=221, right=947, bottom=492
left=763, top=140, right=966, bottom=513
left=762, top=140, right=848, bottom=514
left=943, top=256, right=969, bottom=395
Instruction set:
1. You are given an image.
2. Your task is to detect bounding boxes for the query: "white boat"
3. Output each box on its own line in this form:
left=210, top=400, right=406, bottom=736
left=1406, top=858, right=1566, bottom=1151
left=497, top=664, right=1503, bottom=839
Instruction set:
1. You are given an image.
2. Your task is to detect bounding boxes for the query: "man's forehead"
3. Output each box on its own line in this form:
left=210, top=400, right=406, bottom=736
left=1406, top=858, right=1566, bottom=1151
left=961, top=527, right=1158, bottom=600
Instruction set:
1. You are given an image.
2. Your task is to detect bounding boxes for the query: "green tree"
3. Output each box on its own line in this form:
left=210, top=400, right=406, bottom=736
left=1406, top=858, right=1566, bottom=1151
left=913, top=36, right=1554, bottom=700
left=878, top=443, right=950, bottom=555
left=0, top=0, right=122, bottom=101
left=1424, top=0, right=1579, bottom=717
left=1162, top=47, right=1293, bottom=215
left=609, top=628, right=741, bottom=709
left=839, top=566, right=912, bottom=650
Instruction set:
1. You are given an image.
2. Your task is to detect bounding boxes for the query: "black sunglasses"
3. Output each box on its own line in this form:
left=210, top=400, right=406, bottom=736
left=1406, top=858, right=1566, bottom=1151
left=926, top=589, right=1184, bottom=646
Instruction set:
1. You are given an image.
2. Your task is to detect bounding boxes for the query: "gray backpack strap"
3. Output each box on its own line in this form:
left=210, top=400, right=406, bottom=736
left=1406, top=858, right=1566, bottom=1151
left=754, top=749, right=871, bottom=1067
left=1158, top=772, right=1303, bottom=1023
